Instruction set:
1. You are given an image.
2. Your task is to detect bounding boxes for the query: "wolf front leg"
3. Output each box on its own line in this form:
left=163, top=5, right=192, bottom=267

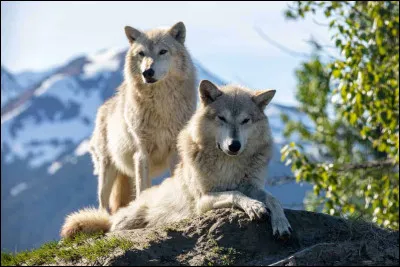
left=243, top=185, right=292, bottom=237
left=123, top=109, right=150, bottom=197
left=133, top=150, right=149, bottom=197
left=197, top=191, right=269, bottom=221
left=98, top=162, right=117, bottom=212
left=264, top=190, right=292, bottom=237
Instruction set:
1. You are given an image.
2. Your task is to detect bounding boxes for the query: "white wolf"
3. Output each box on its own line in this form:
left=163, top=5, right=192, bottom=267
left=62, top=80, right=292, bottom=238
left=89, top=22, right=197, bottom=214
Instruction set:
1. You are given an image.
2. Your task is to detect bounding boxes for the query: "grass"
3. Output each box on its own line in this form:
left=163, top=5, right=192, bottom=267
left=1, top=232, right=134, bottom=266
left=161, top=218, right=192, bottom=233
left=205, top=237, right=239, bottom=266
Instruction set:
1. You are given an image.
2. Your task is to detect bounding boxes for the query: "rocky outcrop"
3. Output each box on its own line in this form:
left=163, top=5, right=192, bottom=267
left=55, top=209, right=399, bottom=266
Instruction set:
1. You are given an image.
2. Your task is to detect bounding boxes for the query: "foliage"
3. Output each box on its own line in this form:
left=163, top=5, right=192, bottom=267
left=281, top=1, right=399, bottom=229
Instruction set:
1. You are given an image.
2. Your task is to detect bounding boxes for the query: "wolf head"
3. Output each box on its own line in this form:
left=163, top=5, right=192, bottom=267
left=194, top=80, right=275, bottom=157
left=124, top=22, right=189, bottom=85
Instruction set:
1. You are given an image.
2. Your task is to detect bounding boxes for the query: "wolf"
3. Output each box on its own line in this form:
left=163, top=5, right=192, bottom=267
left=89, top=21, right=197, bottom=214
left=61, top=80, right=292, bottom=238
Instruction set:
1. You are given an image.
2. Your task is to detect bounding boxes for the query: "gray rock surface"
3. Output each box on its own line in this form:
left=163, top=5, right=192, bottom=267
left=57, top=208, right=399, bottom=266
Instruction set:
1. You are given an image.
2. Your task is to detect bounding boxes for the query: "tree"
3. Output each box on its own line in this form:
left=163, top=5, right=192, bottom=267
left=280, top=1, right=399, bottom=229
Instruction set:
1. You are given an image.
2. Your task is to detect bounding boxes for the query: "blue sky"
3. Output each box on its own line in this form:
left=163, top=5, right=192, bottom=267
left=1, top=1, right=336, bottom=105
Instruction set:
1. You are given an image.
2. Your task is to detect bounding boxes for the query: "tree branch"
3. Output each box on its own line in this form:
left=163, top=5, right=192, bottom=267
left=269, top=243, right=337, bottom=266
left=254, top=26, right=311, bottom=58
left=346, top=2, right=373, bottom=22
left=254, top=26, right=339, bottom=61
left=336, top=159, right=397, bottom=172
left=266, top=175, right=297, bottom=186
left=312, top=18, right=330, bottom=27
left=266, top=159, right=397, bottom=186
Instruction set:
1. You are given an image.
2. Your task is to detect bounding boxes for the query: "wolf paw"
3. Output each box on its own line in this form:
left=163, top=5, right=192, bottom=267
left=241, top=199, right=269, bottom=221
left=271, top=214, right=292, bottom=238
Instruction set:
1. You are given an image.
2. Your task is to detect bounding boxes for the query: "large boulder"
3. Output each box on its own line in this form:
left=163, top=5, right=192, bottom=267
left=64, top=209, right=399, bottom=266
left=3, top=208, right=398, bottom=266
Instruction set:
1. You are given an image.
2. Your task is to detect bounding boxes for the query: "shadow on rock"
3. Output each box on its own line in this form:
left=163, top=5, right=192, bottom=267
left=60, top=208, right=399, bottom=266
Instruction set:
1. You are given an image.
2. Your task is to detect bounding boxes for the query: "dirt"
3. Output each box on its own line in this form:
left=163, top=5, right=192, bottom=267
left=54, top=208, right=399, bottom=266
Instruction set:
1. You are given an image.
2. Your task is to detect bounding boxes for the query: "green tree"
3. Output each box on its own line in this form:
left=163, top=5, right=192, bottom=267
left=280, top=1, right=399, bottom=229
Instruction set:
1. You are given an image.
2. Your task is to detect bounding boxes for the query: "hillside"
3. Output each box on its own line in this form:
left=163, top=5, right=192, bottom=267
left=2, top=209, right=398, bottom=266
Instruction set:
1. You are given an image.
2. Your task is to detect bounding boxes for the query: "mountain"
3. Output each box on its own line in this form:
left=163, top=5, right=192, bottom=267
left=1, top=47, right=311, bottom=252
left=14, top=70, right=53, bottom=89
left=1, top=66, right=24, bottom=109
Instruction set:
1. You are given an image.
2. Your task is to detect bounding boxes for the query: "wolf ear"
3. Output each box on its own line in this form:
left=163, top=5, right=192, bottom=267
left=199, top=80, right=222, bottom=105
left=252, top=90, right=276, bottom=110
left=125, top=26, right=142, bottom=44
left=168, top=22, right=186, bottom=44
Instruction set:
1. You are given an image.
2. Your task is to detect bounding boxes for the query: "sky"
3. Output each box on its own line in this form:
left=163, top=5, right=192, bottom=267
left=1, top=1, right=336, bottom=106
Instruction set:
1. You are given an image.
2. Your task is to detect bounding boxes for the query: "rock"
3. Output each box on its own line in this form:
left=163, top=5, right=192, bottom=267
left=53, top=209, right=400, bottom=266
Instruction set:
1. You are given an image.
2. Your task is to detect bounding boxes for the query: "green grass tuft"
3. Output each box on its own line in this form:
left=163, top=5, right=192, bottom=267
left=205, top=238, right=239, bottom=266
left=1, top=232, right=134, bottom=266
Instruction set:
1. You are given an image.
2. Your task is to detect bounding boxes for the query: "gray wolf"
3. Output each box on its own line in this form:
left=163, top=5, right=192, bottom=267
left=89, top=21, right=197, bottom=214
left=62, top=80, right=292, bottom=238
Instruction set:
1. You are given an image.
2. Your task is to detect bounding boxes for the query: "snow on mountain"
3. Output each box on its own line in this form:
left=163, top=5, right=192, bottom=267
left=1, top=47, right=311, bottom=252
left=1, top=48, right=227, bottom=170
left=15, top=69, right=53, bottom=90
left=1, top=66, right=23, bottom=108
left=83, top=47, right=124, bottom=78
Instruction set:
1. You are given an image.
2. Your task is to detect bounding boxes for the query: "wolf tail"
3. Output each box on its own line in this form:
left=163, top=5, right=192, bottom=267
left=60, top=207, right=111, bottom=239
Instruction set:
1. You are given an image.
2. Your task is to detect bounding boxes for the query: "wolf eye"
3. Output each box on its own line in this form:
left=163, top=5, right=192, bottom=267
left=241, top=118, right=250, bottom=125
left=159, top=49, right=168, bottom=55
left=218, top=116, right=227, bottom=122
left=138, top=51, right=145, bottom=57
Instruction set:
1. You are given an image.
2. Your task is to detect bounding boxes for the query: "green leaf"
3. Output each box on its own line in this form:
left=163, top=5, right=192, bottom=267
left=332, top=69, right=341, bottom=78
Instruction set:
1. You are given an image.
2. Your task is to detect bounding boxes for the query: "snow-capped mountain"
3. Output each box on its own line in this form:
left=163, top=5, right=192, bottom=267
left=15, top=70, right=52, bottom=89
left=1, top=66, right=24, bottom=109
left=1, top=48, right=311, bottom=252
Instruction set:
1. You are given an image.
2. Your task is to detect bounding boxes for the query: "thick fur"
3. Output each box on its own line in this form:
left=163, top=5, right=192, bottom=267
left=60, top=208, right=111, bottom=238
left=61, top=81, right=292, bottom=239
left=90, top=22, right=197, bottom=213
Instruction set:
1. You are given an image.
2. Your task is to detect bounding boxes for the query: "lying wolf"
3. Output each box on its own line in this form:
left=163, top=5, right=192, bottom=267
left=89, top=21, right=197, bottom=214
left=62, top=80, right=292, bottom=238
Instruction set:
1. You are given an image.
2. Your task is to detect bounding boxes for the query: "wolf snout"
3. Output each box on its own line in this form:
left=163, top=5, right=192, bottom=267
left=228, top=140, right=241, bottom=153
left=142, top=68, right=157, bottom=83
left=142, top=68, right=155, bottom=79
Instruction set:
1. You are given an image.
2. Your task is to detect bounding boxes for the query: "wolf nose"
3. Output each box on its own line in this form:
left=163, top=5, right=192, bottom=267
left=228, top=140, right=241, bottom=153
left=142, top=68, right=155, bottom=78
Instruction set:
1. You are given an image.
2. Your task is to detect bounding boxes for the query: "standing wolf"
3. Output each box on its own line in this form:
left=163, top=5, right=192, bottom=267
left=62, top=80, right=292, bottom=238
left=90, top=21, right=197, bottom=214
